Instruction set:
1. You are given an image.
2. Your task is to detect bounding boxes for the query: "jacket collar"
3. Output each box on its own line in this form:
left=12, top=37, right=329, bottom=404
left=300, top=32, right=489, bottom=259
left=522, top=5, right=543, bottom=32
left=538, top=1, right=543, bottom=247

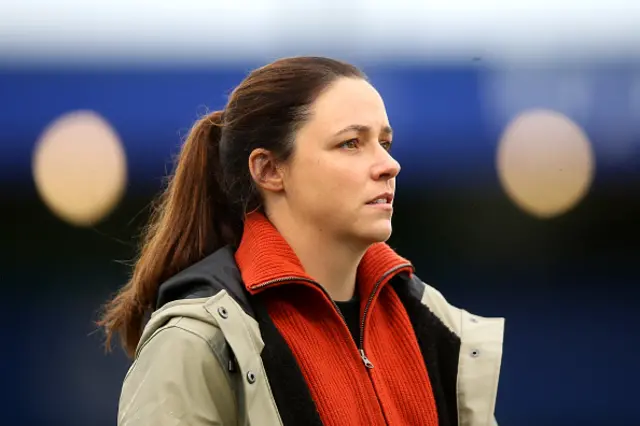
left=234, top=212, right=413, bottom=299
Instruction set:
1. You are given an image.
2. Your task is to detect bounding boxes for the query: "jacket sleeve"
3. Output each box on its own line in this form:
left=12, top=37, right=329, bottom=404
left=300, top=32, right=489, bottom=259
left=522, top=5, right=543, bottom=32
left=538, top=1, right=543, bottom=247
left=118, top=323, right=237, bottom=426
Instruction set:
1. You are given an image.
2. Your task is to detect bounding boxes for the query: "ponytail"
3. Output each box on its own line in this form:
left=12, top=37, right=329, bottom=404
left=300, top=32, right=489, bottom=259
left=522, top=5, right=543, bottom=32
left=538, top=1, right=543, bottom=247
left=98, top=110, right=237, bottom=357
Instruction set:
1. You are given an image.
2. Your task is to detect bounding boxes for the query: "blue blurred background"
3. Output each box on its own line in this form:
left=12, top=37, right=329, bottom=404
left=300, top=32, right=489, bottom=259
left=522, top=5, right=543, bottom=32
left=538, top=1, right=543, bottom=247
left=2, top=2, right=639, bottom=425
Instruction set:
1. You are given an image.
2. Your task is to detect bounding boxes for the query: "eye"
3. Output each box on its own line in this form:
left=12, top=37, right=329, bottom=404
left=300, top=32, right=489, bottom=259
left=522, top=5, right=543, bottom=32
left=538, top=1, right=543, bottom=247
left=380, top=140, right=393, bottom=152
left=340, top=138, right=359, bottom=150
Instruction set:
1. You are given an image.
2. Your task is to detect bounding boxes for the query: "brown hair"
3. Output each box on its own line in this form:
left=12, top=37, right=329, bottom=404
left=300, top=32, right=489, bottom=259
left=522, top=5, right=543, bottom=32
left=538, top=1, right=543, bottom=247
left=99, top=56, right=366, bottom=356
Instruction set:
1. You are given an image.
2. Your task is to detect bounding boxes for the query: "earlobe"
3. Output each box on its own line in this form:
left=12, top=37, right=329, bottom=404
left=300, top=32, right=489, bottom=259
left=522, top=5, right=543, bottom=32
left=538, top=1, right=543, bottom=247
left=248, top=148, right=285, bottom=192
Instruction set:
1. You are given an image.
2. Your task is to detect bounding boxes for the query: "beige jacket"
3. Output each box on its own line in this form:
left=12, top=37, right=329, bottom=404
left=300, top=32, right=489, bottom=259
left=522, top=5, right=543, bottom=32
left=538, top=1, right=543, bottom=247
left=118, top=276, right=504, bottom=426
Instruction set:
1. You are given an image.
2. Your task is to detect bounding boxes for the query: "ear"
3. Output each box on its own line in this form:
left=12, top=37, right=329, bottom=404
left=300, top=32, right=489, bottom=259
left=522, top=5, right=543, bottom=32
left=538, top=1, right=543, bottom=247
left=248, top=148, right=285, bottom=193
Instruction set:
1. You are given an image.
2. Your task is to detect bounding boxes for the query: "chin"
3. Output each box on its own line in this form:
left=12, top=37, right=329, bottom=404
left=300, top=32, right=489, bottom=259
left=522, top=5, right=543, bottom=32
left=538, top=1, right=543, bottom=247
left=359, top=222, right=393, bottom=244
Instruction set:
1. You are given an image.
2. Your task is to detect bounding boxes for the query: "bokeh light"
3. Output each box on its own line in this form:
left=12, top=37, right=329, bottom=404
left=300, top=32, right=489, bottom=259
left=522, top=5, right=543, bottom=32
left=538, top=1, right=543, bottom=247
left=497, top=109, right=595, bottom=219
left=32, top=110, right=127, bottom=226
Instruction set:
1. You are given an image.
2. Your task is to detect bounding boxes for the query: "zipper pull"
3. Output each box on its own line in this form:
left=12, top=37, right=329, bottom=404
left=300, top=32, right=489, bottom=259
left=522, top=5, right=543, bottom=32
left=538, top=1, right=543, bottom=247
left=360, top=350, right=374, bottom=369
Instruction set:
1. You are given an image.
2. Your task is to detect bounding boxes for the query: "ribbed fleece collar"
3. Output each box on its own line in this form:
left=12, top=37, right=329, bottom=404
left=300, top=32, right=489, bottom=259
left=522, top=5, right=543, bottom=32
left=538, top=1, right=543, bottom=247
left=234, top=212, right=414, bottom=300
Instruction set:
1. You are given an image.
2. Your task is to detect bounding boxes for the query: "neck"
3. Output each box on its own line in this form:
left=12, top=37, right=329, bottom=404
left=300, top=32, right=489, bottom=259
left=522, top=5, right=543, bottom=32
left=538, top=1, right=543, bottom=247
left=268, top=211, right=367, bottom=302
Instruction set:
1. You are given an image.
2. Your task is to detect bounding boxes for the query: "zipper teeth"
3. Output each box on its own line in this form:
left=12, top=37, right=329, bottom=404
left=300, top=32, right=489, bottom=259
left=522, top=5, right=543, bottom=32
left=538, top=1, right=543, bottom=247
left=358, top=263, right=412, bottom=350
left=253, top=276, right=348, bottom=324
left=252, top=276, right=308, bottom=290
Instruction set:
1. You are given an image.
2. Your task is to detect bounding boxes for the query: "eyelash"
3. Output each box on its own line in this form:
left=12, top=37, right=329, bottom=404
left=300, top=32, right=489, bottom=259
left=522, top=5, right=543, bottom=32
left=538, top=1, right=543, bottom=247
left=340, top=139, right=393, bottom=152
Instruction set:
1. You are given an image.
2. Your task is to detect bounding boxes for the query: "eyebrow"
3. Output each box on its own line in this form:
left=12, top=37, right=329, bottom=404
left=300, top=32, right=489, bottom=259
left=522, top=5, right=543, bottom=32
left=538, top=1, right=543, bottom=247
left=333, top=124, right=393, bottom=138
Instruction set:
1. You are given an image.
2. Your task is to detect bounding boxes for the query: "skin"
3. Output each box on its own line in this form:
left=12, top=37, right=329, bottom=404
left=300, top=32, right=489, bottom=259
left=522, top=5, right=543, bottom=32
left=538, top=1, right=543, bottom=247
left=248, top=77, right=401, bottom=301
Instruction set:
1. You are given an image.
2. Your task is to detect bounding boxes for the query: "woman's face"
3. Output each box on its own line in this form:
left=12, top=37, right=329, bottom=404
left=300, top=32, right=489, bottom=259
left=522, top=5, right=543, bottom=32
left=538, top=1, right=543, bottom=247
left=282, top=77, right=401, bottom=245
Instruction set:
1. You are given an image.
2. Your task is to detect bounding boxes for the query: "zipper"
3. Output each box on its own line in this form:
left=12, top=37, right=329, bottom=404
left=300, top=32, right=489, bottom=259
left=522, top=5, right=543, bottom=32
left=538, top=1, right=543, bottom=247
left=253, top=263, right=412, bottom=370
left=359, top=349, right=375, bottom=369
left=358, top=263, right=412, bottom=369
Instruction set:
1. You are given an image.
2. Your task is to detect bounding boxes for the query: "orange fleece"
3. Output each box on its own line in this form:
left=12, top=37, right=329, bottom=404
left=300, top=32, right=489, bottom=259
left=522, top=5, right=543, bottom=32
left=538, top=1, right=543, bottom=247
left=235, top=213, right=439, bottom=426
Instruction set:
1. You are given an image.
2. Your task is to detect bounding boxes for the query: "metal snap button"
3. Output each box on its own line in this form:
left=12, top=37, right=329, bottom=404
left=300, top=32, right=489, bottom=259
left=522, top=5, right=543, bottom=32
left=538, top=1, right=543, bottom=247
left=471, top=349, right=481, bottom=358
left=246, top=371, right=257, bottom=384
left=217, top=306, right=228, bottom=319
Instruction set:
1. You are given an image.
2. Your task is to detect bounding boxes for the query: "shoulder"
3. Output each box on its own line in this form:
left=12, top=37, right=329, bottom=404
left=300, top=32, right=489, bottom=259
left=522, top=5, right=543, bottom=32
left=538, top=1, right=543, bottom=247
left=132, top=292, right=242, bottom=381
left=119, top=298, right=238, bottom=425
left=405, top=274, right=505, bottom=340
left=134, top=315, right=230, bottom=373
left=130, top=316, right=225, bottom=380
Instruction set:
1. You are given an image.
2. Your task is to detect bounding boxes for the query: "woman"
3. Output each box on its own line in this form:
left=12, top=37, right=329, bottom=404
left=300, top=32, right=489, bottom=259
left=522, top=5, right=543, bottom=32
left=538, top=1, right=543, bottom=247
left=100, top=56, right=504, bottom=426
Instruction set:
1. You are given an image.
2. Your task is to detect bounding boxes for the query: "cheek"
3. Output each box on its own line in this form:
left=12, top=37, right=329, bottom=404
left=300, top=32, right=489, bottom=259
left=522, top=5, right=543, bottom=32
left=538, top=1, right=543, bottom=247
left=326, top=165, right=362, bottom=199
left=290, top=154, right=362, bottom=208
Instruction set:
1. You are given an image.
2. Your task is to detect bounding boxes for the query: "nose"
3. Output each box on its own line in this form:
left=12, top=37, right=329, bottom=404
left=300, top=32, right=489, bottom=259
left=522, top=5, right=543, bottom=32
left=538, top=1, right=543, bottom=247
left=371, top=146, right=401, bottom=181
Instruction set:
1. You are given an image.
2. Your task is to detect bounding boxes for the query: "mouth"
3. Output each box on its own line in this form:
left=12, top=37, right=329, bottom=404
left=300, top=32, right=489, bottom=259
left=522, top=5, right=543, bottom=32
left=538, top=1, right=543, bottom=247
left=366, top=192, right=394, bottom=206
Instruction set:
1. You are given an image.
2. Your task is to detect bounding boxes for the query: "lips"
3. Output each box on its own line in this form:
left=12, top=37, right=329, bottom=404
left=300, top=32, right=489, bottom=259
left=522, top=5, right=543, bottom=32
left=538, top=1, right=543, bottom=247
left=366, top=192, right=393, bottom=204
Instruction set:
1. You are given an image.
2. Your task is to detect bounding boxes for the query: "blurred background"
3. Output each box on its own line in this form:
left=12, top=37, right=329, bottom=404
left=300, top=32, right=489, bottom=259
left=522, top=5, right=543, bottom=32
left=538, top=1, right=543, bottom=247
left=2, top=1, right=639, bottom=425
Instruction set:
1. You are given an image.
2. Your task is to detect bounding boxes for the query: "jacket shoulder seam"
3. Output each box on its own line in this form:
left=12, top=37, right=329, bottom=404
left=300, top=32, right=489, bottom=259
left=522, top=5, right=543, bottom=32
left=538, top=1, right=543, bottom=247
left=133, top=318, right=234, bottom=387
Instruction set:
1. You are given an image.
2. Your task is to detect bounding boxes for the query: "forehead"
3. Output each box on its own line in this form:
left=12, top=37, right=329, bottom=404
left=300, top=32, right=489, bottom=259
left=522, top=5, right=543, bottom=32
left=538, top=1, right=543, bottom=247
left=306, top=77, right=389, bottom=134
